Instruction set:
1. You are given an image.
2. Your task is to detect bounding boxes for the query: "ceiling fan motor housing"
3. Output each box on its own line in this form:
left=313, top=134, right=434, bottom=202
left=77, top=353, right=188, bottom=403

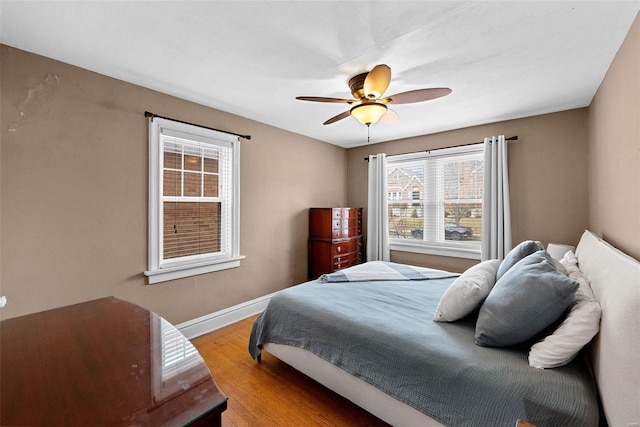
left=348, top=72, right=368, bottom=99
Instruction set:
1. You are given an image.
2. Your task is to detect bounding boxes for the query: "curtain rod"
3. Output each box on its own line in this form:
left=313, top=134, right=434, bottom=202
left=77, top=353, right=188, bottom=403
left=144, top=111, right=252, bottom=140
left=364, top=135, right=518, bottom=161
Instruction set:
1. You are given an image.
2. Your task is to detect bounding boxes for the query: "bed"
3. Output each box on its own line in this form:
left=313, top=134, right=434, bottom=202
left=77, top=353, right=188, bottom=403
left=249, top=230, right=639, bottom=426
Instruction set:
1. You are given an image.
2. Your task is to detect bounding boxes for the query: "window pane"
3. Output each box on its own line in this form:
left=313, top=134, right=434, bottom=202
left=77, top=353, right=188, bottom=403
left=183, top=172, right=201, bottom=197
left=164, top=151, right=181, bottom=170
left=184, top=154, right=201, bottom=172
left=204, top=156, right=218, bottom=173
left=163, top=170, right=181, bottom=197
left=442, top=157, right=483, bottom=242
left=444, top=203, right=481, bottom=241
left=443, top=159, right=483, bottom=201
left=203, top=174, right=218, bottom=197
left=197, top=202, right=222, bottom=253
left=163, top=202, right=221, bottom=259
left=387, top=161, right=425, bottom=240
left=389, top=203, right=424, bottom=239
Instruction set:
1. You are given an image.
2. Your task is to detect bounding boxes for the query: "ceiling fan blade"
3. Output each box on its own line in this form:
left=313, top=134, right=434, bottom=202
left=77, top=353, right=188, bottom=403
left=380, top=108, right=400, bottom=125
left=384, top=88, right=452, bottom=104
left=363, top=64, right=391, bottom=99
left=296, top=96, right=355, bottom=104
left=323, top=110, right=352, bottom=125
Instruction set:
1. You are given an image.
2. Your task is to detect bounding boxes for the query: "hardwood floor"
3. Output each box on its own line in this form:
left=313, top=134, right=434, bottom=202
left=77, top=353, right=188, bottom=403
left=192, top=316, right=391, bottom=427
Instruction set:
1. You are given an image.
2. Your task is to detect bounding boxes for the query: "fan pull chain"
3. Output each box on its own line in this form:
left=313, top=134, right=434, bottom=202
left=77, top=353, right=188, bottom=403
left=367, top=124, right=370, bottom=144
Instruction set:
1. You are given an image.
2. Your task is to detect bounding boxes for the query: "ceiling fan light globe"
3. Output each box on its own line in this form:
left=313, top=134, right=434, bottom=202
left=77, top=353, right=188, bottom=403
left=350, top=103, right=387, bottom=126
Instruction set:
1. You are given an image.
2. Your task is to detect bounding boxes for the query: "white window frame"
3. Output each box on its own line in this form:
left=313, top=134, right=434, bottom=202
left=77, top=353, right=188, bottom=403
left=145, top=117, right=243, bottom=284
left=387, top=144, right=483, bottom=260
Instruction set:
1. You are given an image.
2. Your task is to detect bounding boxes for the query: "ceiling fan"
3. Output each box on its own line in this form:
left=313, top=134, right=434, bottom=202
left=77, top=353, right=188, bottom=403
left=296, top=64, right=452, bottom=126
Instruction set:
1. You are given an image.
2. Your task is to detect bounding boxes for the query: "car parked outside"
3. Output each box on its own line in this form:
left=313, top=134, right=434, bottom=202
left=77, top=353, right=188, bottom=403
left=411, top=223, right=474, bottom=240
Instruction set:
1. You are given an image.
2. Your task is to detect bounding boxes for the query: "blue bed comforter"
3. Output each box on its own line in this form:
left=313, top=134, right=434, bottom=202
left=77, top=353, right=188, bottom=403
left=249, top=272, right=599, bottom=426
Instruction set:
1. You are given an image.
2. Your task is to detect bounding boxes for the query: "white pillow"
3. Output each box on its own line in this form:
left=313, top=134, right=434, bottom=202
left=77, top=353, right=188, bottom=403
left=528, top=251, right=602, bottom=369
left=433, top=259, right=500, bottom=322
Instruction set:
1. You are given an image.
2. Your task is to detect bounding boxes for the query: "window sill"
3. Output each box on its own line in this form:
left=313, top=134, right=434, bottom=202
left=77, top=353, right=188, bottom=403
left=390, top=241, right=481, bottom=260
left=145, top=256, right=245, bottom=284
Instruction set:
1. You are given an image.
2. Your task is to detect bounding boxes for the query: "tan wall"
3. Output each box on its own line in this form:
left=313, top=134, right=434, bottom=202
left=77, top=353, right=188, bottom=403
left=0, top=45, right=347, bottom=322
left=588, top=12, right=640, bottom=260
left=347, top=109, right=590, bottom=272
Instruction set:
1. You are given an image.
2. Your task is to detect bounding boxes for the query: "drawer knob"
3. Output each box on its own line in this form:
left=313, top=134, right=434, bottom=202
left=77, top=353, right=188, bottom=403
left=337, top=246, right=342, bottom=252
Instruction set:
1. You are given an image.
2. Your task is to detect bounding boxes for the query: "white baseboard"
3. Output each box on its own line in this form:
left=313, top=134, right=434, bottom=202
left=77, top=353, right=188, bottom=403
left=177, top=292, right=274, bottom=339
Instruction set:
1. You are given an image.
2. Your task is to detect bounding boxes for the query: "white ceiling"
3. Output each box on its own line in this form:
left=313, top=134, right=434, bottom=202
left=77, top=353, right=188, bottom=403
left=1, top=1, right=639, bottom=148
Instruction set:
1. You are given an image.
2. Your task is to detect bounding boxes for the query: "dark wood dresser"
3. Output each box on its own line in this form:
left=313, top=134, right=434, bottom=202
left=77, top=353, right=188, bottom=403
left=0, top=297, right=227, bottom=426
left=308, top=207, right=364, bottom=279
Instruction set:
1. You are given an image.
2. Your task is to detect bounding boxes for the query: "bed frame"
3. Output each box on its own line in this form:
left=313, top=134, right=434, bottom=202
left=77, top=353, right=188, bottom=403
left=263, top=231, right=639, bottom=426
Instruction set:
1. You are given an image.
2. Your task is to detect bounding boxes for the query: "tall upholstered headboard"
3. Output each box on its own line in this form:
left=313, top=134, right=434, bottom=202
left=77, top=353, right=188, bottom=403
left=575, top=230, right=640, bottom=426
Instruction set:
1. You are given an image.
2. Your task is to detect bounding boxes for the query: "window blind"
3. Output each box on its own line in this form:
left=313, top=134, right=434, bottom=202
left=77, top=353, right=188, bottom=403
left=161, top=133, right=232, bottom=261
left=387, top=145, right=484, bottom=245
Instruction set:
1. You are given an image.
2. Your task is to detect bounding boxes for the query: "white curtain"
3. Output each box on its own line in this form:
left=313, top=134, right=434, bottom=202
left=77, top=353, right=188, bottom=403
left=481, top=136, right=512, bottom=261
left=366, top=153, right=390, bottom=261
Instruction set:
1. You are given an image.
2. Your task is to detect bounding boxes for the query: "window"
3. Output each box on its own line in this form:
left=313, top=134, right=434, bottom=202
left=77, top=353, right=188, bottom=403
left=386, top=144, right=483, bottom=259
left=145, top=117, right=242, bottom=284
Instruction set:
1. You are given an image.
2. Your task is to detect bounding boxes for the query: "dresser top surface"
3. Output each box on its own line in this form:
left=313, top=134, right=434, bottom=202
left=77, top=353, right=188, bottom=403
left=1, top=297, right=226, bottom=426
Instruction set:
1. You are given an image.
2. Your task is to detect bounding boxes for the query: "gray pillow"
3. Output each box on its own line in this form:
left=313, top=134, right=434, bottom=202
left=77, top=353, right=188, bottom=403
left=496, top=240, right=544, bottom=281
left=475, top=250, right=579, bottom=347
